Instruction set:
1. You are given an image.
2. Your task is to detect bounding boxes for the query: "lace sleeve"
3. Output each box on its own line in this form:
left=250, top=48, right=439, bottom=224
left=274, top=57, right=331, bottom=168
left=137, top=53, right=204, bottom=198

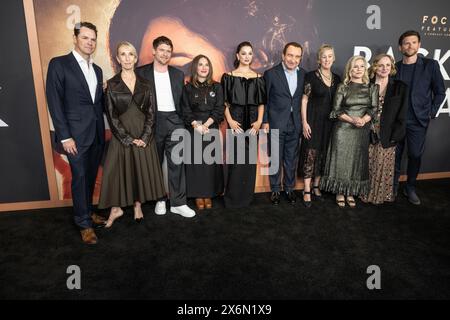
left=304, top=82, right=312, bottom=97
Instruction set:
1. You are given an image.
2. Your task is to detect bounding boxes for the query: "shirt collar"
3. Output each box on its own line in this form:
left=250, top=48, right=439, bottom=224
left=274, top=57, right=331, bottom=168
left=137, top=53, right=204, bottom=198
left=282, top=62, right=299, bottom=73
left=72, top=50, right=94, bottom=65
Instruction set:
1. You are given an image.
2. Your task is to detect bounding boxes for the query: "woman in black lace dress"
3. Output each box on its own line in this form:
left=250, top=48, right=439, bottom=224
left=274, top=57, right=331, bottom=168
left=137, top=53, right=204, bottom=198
left=221, top=41, right=266, bottom=208
left=298, top=45, right=340, bottom=207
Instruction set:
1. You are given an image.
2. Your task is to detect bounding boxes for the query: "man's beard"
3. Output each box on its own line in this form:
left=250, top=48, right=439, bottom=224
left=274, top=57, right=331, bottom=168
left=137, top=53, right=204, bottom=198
left=155, top=56, right=169, bottom=65
left=402, top=49, right=418, bottom=57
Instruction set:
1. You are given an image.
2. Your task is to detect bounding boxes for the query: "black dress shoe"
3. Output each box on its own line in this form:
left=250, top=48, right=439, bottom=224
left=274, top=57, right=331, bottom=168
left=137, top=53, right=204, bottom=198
left=270, top=192, right=280, bottom=205
left=285, top=191, right=297, bottom=204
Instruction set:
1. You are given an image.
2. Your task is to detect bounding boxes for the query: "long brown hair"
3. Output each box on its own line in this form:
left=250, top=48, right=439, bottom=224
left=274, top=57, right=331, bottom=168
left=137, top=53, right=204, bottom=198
left=190, top=55, right=214, bottom=87
left=234, top=41, right=253, bottom=68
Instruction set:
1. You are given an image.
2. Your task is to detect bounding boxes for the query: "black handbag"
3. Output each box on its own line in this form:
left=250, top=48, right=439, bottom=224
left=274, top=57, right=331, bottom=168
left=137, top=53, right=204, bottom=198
left=369, top=122, right=380, bottom=145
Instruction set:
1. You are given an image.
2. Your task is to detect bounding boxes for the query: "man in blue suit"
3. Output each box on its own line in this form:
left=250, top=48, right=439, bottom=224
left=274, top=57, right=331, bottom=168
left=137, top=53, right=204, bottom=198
left=394, top=30, right=446, bottom=205
left=46, top=22, right=106, bottom=244
left=263, top=42, right=305, bottom=205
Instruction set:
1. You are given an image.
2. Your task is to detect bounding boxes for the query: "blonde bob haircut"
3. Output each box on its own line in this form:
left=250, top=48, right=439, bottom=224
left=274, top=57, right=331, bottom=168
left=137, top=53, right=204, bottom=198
left=368, top=53, right=397, bottom=79
left=317, top=44, right=335, bottom=65
left=115, top=41, right=138, bottom=61
left=343, top=55, right=369, bottom=85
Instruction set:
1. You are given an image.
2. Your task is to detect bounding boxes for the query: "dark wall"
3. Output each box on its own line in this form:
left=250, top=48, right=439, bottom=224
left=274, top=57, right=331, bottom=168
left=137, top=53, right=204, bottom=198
left=0, top=0, right=49, bottom=203
left=313, top=0, right=450, bottom=173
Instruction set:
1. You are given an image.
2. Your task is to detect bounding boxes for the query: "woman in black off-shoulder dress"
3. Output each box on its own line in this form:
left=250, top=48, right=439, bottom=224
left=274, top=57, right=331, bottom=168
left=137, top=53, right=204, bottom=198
left=221, top=41, right=266, bottom=208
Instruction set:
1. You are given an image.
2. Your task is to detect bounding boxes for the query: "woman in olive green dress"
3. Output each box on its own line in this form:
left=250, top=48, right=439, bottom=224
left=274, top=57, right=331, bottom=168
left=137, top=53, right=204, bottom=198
left=98, top=41, right=165, bottom=227
left=320, top=55, right=378, bottom=208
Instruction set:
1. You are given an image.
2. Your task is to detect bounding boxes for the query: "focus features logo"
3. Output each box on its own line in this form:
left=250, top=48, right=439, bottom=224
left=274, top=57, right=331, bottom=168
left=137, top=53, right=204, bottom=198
left=421, top=15, right=450, bottom=37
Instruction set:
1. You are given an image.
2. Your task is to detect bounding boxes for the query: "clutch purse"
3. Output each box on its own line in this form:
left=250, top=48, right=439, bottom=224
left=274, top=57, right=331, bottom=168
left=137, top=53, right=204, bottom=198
left=369, top=123, right=380, bottom=145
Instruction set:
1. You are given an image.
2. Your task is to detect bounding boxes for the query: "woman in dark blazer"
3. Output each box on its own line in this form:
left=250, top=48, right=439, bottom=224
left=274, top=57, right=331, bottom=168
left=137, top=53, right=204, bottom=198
left=361, top=53, right=408, bottom=204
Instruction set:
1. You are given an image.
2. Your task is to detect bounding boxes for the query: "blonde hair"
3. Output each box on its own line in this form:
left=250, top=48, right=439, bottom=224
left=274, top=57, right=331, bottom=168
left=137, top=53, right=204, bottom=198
left=343, top=55, right=369, bottom=85
left=368, top=53, right=397, bottom=79
left=115, top=41, right=138, bottom=60
left=317, top=44, right=335, bottom=66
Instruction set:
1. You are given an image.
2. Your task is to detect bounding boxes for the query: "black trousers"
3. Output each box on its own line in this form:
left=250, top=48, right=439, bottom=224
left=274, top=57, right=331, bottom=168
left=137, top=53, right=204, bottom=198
left=155, top=111, right=186, bottom=206
left=269, top=114, right=301, bottom=192
left=67, top=132, right=104, bottom=229
left=394, top=119, right=428, bottom=190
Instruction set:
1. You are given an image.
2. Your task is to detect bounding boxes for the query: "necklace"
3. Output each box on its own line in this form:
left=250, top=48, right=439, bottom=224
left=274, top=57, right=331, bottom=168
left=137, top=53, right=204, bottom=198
left=319, top=68, right=332, bottom=81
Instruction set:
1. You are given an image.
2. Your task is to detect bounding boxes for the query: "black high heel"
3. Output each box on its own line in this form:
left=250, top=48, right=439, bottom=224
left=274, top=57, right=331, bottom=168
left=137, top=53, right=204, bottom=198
left=134, top=206, right=144, bottom=223
left=313, top=186, right=324, bottom=201
left=303, top=190, right=312, bottom=208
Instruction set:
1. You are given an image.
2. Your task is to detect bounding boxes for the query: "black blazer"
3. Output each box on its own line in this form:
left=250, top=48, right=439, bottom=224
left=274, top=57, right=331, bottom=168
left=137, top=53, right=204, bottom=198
left=135, top=63, right=184, bottom=118
left=46, top=52, right=104, bottom=146
left=379, top=78, right=409, bottom=148
left=263, top=63, right=305, bottom=132
left=105, top=73, right=155, bottom=146
left=395, top=56, right=445, bottom=127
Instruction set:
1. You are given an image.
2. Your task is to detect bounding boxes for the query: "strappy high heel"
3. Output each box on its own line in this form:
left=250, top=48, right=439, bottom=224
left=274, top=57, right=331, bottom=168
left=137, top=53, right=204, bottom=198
left=336, top=195, right=345, bottom=208
left=303, top=190, right=312, bottom=208
left=313, top=185, right=324, bottom=201
left=346, top=196, right=356, bottom=208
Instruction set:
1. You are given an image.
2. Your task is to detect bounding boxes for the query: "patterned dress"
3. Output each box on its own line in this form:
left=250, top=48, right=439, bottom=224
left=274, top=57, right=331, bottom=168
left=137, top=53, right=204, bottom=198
left=360, top=93, right=396, bottom=204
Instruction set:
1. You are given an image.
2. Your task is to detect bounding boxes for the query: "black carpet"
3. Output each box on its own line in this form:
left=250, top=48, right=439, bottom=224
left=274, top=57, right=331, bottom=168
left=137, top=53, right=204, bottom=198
left=1, top=179, right=450, bottom=300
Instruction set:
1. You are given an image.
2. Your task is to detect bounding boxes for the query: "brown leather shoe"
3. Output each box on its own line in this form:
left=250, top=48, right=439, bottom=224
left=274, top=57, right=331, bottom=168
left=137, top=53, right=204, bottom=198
left=80, top=228, right=98, bottom=245
left=204, top=198, right=212, bottom=209
left=91, top=213, right=106, bottom=225
left=195, top=198, right=205, bottom=210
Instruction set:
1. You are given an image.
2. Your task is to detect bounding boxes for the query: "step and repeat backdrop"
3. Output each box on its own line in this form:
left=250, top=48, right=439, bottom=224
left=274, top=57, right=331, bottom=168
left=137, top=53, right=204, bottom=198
left=1, top=0, right=449, bottom=210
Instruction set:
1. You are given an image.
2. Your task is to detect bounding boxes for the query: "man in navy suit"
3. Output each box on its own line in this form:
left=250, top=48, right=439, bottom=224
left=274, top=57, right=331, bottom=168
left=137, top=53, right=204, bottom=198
left=394, top=30, right=446, bottom=205
left=46, top=22, right=106, bottom=244
left=263, top=42, right=305, bottom=205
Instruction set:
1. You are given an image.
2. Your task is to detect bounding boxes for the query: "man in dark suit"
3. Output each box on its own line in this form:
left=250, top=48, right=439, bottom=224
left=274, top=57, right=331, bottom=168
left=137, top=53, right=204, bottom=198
left=263, top=42, right=305, bottom=205
left=135, top=36, right=195, bottom=218
left=46, top=22, right=106, bottom=244
left=394, top=30, right=446, bottom=205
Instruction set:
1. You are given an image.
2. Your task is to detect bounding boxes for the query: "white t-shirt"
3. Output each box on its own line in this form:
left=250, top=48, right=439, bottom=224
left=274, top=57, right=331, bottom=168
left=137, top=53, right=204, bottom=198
left=154, top=70, right=176, bottom=112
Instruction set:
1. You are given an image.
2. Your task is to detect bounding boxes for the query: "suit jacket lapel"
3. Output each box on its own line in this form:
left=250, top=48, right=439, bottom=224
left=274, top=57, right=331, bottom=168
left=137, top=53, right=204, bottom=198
left=93, top=64, right=102, bottom=104
left=293, top=68, right=302, bottom=98
left=275, top=63, right=292, bottom=96
left=68, top=52, right=94, bottom=102
left=168, top=66, right=179, bottom=104
left=412, top=56, right=424, bottom=93
left=146, top=63, right=157, bottom=105
left=385, top=77, right=395, bottom=98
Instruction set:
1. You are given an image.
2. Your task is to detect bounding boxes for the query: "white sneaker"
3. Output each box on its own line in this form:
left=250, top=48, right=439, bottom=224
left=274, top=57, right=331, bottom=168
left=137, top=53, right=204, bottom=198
left=155, top=201, right=167, bottom=215
left=170, top=205, right=196, bottom=218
